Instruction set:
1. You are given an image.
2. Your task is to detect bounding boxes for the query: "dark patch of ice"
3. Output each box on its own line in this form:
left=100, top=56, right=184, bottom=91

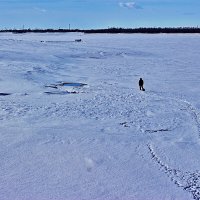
left=58, top=82, right=87, bottom=87
left=0, top=93, right=11, bottom=96
left=145, top=129, right=169, bottom=133
left=45, top=85, right=58, bottom=89
left=44, top=91, right=78, bottom=95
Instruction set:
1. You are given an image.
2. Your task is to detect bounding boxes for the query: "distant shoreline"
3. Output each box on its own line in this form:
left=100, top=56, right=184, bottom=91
left=0, top=27, right=200, bottom=34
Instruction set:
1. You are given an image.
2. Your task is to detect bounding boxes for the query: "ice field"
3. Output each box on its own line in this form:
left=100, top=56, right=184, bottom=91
left=0, top=32, right=200, bottom=199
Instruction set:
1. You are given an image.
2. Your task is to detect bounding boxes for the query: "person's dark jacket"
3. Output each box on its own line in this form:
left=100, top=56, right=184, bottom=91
left=139, top=79, right=144, bottom=86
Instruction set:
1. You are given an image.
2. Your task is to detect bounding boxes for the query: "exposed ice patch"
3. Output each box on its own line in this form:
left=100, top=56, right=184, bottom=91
left=44, top=82, right=87, bottom=95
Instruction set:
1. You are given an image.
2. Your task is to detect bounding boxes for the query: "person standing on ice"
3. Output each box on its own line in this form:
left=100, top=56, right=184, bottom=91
left=139, top=78, right=144, bottom=91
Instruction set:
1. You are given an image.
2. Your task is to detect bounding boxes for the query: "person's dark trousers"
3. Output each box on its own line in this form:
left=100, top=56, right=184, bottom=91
left=139, top=86, right=144, bottom=90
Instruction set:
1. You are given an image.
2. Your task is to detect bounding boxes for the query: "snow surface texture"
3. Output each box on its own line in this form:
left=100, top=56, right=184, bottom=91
left=0, top=32, right=200, bottom=200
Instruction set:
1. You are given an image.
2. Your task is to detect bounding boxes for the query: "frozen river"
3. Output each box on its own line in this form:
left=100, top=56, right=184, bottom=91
left=0, top=32, right=200, bottom=199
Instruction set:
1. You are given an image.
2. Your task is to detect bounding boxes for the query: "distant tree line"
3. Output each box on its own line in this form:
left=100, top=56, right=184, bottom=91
left=84, top=27, right=200, bottom=34
left=0, top=27, right=200, bottom=34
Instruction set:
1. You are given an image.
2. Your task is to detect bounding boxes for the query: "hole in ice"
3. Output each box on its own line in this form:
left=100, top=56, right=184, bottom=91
left=44, top=82, right=87, bottom=95
left=45, top=82, right=87, bottom=88
left=0, top=93, right=11, bottom=96
left=45, top=82, right=87, bottom=95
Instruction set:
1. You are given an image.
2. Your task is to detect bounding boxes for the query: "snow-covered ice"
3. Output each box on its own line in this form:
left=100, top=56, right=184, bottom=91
left=0, top=32, right=200, bottom=199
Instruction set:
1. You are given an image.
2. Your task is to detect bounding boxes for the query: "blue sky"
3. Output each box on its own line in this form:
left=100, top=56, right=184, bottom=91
left=0, top=0, right=199, bottom=29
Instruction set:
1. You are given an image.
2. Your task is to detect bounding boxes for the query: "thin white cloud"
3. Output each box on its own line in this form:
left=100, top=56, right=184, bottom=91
left=34, top=7, right=47, bottom=13
left=119, top=2, right=142, bottom=9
